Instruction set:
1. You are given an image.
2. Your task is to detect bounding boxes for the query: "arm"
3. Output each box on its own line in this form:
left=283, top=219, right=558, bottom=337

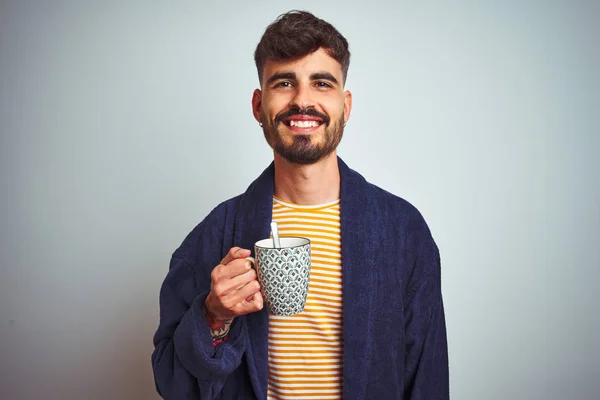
left=151, top=256, right=248, bottom=399
left=403, top=217, right=449, bottom=399
left=202, top=302, right=233, bottom=345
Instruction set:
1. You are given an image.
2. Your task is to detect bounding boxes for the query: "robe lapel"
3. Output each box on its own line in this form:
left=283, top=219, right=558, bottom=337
left=234, top=162, right=274, bottom=400
left=233, top=157, right=379, bottom=400
left=339, top=158, right=380, bottom=400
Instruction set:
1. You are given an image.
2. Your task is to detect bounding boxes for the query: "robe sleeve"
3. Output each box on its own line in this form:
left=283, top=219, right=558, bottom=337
left=151, top=204, right=248, bottom=399
left=403, top=213, right=450, bottom=399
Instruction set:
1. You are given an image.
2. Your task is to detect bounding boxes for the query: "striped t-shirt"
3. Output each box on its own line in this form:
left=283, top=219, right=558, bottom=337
left=267, top=196, right=343, bottom=400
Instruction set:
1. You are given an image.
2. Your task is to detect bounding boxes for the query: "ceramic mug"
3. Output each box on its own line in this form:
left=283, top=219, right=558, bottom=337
left=246, top=237, right=311, bottom=316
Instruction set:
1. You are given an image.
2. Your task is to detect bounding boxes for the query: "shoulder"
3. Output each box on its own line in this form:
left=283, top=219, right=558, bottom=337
left=345, top=165, right=438, bottom=260
left=347, top=165, right=426, bottom=228
left=171, top=193, right=244, bottom=266
left=354, top=169, right=441, bottom=293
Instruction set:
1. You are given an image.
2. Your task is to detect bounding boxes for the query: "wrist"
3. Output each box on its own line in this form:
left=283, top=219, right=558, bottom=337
left=202, top=300, right=233, bottom=341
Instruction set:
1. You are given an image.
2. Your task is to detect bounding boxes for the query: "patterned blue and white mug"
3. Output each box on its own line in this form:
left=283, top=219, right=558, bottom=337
left=247, top=237, right=311, bottom=316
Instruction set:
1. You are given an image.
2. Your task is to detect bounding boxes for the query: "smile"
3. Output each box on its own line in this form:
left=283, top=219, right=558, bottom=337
left=280, top=117, right=325, bottom=132
left=288, top=120, right=321, bottom=128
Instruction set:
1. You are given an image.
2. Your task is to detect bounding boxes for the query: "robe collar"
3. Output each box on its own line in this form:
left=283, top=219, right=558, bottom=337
left=234, top=156, right=379, bottom=399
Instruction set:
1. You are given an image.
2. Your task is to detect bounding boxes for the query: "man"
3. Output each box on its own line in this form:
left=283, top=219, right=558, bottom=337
left=152, top=10, right=449, bottom=400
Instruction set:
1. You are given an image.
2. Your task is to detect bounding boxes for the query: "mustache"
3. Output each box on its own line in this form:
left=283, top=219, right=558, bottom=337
left=274, top=107, right=330, bottom=126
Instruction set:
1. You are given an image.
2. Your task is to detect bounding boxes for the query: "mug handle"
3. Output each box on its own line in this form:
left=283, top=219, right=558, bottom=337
left=245, top=256, right=258, bottom=302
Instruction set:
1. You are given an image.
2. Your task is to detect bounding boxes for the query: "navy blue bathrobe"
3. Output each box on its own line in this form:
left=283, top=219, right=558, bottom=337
left=152, top=158, right=449, bottom=399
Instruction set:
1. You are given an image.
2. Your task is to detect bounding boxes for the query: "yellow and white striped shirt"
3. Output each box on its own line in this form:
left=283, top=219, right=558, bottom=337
left=267, top=196, right=343, bottom=400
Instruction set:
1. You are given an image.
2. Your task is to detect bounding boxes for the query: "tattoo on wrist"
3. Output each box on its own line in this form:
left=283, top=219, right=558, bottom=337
left=202, top=303, right=233, bottom=340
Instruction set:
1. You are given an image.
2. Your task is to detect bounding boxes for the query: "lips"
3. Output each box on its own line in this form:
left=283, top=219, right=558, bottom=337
left=281, top=115, right=324, bottom=129
left=289, top=120, right=321, bottom=128
left=275, top=108, right=329, bottom=130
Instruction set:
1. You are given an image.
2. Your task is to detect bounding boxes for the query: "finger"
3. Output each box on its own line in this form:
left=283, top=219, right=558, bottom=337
left=212, top=258, right=252, bottom=282
left=253, top=291, right=263, bottom=306
left=246, top=291, right=264, bottom=312
left=217, top=268, right=256, bottom=296
left=231, top=267, right=257, bottom=291
left=234, top=291, right=264, bottom=316
left=229, top=279, right=261, bottom=305
left=220, top=247, right=251, bottom=265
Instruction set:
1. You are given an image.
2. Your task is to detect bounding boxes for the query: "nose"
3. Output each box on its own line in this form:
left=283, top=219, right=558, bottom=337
left=289, top=82, right=314, bottom=110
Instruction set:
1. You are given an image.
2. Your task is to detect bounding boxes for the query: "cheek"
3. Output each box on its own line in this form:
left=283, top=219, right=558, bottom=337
left=321, top=95, right=346, bottom=115
left=263, top=93, right=292, bottom=112
left=324, top=105, right=345, bottom=121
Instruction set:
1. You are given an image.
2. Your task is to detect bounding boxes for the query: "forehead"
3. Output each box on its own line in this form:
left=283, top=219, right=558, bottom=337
left=262, top=48, right=343, bottom=83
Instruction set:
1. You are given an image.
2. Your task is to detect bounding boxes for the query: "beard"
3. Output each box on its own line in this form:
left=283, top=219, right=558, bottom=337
left=261, top=109, right=345, bottom=165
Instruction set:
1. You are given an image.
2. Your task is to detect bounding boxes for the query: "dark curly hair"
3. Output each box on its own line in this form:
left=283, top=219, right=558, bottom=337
left=254, top=10, right=351, bottom=85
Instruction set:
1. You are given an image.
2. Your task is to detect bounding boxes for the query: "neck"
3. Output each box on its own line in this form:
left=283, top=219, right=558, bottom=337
left=273, top=152, right=341, bottom=205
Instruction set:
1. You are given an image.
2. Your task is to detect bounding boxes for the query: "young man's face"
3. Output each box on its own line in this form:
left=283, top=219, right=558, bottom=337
left=252, top=48, right=352, bottom=165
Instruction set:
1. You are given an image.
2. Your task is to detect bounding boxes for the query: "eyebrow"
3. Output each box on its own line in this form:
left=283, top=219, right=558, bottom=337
left=265, top=71, right=340, bottom=86
left=266, top=72, right=296, bottom=86
left=311, top=72, right=339, bottom=85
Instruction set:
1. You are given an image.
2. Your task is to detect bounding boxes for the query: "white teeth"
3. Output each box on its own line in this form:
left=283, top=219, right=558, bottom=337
left=290, top=120, right=320, bottom=128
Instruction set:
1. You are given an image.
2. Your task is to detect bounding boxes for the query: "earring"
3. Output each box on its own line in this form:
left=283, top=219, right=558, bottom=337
left=259, top=122, right=263, bottom=127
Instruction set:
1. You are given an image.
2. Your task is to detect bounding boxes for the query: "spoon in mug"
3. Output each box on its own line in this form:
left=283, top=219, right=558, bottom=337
left=245, top=222, right=280, bottom=303
left=270, top=221, right=282, bottom=248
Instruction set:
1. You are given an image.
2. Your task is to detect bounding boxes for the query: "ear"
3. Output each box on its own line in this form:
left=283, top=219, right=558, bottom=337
left=343, top=90, right=352, bottom=125
left=252, top=89, right=262, bottom=123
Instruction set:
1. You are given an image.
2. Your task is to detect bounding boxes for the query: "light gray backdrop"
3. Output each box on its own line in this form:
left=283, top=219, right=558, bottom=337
left=1, top=1, right=598, bottom=399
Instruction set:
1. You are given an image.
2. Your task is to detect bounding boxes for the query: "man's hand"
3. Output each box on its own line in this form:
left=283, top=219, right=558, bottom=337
left=203, top=247, right=263, bottom=339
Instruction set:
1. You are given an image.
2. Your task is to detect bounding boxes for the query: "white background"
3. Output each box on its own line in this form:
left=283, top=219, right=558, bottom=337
left=1, top=1, right=598, bottom=399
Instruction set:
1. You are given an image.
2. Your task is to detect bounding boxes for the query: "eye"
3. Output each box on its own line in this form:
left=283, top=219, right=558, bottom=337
left=315, top=81, right=333, bottom=89
left=274, top=81, right=293, bottom=89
